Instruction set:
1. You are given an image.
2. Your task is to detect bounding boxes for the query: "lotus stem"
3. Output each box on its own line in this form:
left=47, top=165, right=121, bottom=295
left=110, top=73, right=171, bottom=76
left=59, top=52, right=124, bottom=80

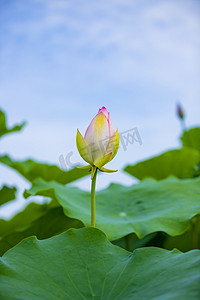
left=91, top=167, right=97, bottom=227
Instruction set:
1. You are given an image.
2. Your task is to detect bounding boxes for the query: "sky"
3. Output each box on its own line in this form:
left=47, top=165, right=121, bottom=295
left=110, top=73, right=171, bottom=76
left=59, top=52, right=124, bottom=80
left=0, top=0, right=200, bottom=218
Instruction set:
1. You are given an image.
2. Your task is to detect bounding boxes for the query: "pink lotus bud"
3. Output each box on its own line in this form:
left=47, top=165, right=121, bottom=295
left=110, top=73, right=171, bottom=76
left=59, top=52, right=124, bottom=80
left=76, top=106, right=119, bottom=169
left=177, top=103, right=184, bottom=120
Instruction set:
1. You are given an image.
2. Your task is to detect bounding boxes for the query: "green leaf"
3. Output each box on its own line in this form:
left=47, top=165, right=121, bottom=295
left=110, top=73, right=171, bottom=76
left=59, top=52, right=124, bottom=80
left=164, top=216, right=200, bottom=252
left=0, top=228, right=199, bottom=300
left=0, top=199, right=83, bottom=255
left=112, top=232, right=159, bottom=252
left=124, top=148, right=200, bottom=180
left=0, top=205, right=83, bottom=256
left=164, top=228, right=200, bottom=253
left=0, top=202, right=54, bottom=238
left=181, top=127, right=200, bottom=152
left=24, top=176, right=200, bottom=240
left=0, top=109, right=25, bottom=139
left=0, top=185, right=16, bottom=206
left=0, top=155, right=89, bottom=184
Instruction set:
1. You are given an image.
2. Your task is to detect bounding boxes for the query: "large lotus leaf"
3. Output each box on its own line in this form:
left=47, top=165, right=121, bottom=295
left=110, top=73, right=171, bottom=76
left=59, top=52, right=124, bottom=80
left=0, top=155, right=89, bottom=184
left=181, top=127, right=200, bottom=152
left=0, top=185, right=16, bottom=206
left=24, top=176, right=200, bottom=240
left=0, top=206, right=83, bottom=256
left=0, top=228, right=199, bottom=300
left=0, top=109, right=25, bottom=138
left=124, top=148, right=200, bottom=180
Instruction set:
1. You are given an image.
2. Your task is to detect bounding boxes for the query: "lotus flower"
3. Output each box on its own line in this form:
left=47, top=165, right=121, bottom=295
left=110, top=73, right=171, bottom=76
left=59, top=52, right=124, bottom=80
left=76, top=106, right=119, bottom=174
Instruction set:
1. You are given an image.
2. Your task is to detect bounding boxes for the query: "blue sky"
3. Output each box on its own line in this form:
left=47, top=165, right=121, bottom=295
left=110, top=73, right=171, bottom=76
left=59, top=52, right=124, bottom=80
left=0, top=0, right=200, bottom=217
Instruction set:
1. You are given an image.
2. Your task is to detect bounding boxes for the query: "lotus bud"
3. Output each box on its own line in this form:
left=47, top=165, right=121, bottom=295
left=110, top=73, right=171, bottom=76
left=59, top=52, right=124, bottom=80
left=76, top=106, right=119, bottom=173
left=177, top=103, right=184, bottom=120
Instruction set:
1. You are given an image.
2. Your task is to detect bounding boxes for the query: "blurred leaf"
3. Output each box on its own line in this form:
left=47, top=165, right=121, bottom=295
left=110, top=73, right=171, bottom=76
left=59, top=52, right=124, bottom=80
left=181, top=127, right=200, bottom=152
left=24, top=176, right=200, bottom=240
left=0, top=109, right=25, bottom=139
left=0, top=201, right=54, bottom=238
left=164, top=229, right=200, bottom=253
left=124, top=148, right=200, bottom=180
left=112, top=232, right=159, bottom=251
left=164, top=215, right=200, bottom=252
left=0, top=205, right=83, bottom=256
left=0, top=228, right=199, bottom=300
left=0, top=185, right=16, bottom=206
left=112, top=231, right=168, bottom=252
left=0, top=155, right=89, bottom=184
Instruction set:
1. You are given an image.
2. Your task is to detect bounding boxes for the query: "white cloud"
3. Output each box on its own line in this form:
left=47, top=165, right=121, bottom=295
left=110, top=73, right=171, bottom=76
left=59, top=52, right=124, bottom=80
left=3, top=0, right=199, bottom=97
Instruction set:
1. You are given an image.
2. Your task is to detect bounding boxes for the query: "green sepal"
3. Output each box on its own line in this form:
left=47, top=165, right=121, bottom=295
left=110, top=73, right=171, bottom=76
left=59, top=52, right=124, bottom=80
left=94, top=152, right=112, bottom=168
left=76, top=165, right=91, bottom=171
left=105, top=129, right=119, bottom=160
left=98, top=167, right=118, bottom=173
left=76, top=129, right=93, bottom=164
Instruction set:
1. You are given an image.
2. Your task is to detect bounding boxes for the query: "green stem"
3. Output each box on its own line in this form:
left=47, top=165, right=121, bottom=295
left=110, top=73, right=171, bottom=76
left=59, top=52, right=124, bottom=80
left=181, top=118, right=186, bottom=132
left=91, top=168, right=97, bottom=227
